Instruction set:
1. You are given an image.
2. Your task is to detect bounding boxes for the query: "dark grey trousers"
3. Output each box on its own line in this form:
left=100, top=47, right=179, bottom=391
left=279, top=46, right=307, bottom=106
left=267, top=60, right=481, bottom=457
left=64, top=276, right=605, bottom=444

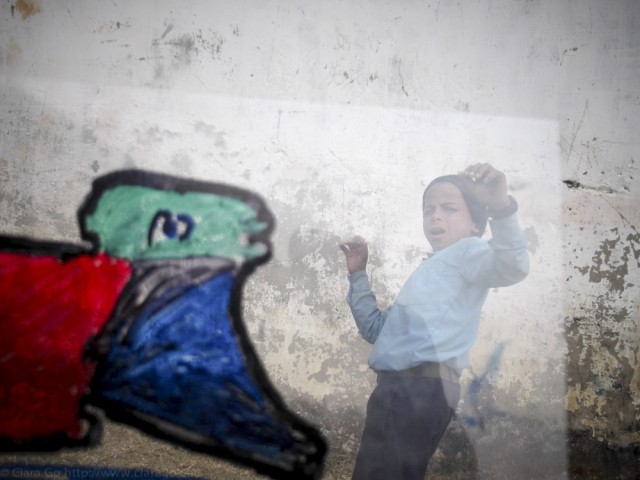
left=352, top=375, right=460, bottom=480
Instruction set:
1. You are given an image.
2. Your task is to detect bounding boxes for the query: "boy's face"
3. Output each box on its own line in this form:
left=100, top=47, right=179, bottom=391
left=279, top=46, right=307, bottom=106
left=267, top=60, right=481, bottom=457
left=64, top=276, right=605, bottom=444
left=423, top=182, right=479, bottom=251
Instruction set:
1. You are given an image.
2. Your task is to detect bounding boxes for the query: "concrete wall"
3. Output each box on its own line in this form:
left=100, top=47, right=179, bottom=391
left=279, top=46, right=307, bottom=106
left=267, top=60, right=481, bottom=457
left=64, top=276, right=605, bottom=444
left=1, top=1, right=638, bottom=478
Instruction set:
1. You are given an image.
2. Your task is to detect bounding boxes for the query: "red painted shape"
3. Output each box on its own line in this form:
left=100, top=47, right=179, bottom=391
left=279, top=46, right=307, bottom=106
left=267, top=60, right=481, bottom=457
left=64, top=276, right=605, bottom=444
left=0, top=252, right=131, bottom=440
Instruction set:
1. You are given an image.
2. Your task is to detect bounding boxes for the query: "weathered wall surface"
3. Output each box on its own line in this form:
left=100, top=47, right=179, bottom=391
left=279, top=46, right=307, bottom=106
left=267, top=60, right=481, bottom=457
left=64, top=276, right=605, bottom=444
left=1, top=1, right=638, bottom=479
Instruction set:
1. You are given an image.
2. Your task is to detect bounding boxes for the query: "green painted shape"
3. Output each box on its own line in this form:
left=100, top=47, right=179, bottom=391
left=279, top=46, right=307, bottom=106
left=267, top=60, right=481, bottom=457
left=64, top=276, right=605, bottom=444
left=85, top=185, right=268, bottom=260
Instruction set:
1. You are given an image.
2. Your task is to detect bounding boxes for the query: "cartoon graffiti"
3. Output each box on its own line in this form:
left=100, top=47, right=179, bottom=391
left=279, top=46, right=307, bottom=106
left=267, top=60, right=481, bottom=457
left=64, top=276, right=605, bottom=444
left=0, top=170, right=326, bottom=480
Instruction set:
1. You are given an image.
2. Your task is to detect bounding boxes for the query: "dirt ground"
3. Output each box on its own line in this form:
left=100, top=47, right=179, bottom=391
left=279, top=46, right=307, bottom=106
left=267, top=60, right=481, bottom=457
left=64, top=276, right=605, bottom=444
left=0, top=415, right=465, bottom=480
left=0, top=416, right=346, bottom=480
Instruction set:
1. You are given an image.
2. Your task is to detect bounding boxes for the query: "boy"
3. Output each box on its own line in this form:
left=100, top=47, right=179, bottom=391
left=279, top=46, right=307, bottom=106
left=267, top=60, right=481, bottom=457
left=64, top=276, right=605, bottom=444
left=340, top=163, right=529, bottom=479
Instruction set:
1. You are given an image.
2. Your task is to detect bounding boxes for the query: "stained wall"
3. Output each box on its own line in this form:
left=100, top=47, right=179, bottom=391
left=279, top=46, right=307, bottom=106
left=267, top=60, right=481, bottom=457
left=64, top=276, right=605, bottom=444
left=0, top=1, right=638, bottom=479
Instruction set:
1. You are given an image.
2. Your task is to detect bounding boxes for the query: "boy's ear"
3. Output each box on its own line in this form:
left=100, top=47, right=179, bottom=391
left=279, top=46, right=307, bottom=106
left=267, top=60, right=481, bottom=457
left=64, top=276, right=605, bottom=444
left=471, top=223, right=480, bottom=235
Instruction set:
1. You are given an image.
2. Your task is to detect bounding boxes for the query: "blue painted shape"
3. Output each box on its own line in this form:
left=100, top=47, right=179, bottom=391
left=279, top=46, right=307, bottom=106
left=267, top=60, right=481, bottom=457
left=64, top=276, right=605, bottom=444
left=95, top=272, right=295, bottom=458
left=460, top=343, right=508, bottom=428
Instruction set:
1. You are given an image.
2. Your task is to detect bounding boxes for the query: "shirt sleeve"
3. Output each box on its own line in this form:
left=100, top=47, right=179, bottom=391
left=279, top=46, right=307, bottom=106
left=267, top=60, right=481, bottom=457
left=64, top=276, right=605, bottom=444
left=345, top=270, right=388, bottom=344
left=461, top=212, right=530, bottom=287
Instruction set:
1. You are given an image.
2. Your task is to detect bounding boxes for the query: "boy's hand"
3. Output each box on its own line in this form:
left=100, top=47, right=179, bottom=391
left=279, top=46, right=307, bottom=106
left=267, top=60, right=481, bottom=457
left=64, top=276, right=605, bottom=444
left=459, top=163, right=510, bottom=210
left=339, top=236, right=368, bottom=274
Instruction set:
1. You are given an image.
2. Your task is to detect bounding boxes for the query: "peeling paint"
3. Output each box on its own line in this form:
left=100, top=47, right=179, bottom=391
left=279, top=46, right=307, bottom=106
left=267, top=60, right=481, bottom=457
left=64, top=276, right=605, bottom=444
left=567, top=305, right=639, bottom=446
left=576, top=228, right=639, bottom=293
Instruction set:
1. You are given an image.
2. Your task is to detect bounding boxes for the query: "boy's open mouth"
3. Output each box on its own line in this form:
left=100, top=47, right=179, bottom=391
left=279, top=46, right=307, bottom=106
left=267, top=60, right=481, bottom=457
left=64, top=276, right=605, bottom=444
left=430, top=227, right=446, bottom=236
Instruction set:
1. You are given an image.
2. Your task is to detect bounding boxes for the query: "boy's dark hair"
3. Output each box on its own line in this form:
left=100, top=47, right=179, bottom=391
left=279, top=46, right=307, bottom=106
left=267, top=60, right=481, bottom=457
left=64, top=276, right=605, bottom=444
left=423, top=175, right=488, bottom=236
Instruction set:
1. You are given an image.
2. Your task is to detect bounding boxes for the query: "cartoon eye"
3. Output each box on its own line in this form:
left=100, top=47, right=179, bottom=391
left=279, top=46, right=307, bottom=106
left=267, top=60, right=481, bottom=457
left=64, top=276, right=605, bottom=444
left=148, top=210, right=196, bottom=246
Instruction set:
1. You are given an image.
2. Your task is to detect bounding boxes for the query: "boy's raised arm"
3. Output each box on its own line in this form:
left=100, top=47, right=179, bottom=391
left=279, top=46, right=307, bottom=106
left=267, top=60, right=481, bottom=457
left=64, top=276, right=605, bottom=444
left=339, top=235, right=387, bottom=343
left=459, top=164, right=529, bottom=286
left=339, top=235, right=368, bottom=274
left=458, top=163, right=511, bottom=210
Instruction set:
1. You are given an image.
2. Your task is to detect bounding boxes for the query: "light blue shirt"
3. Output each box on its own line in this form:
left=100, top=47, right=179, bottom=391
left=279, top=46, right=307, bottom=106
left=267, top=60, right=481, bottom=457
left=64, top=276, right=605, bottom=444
left=346, top=214, right=529, bottom=374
